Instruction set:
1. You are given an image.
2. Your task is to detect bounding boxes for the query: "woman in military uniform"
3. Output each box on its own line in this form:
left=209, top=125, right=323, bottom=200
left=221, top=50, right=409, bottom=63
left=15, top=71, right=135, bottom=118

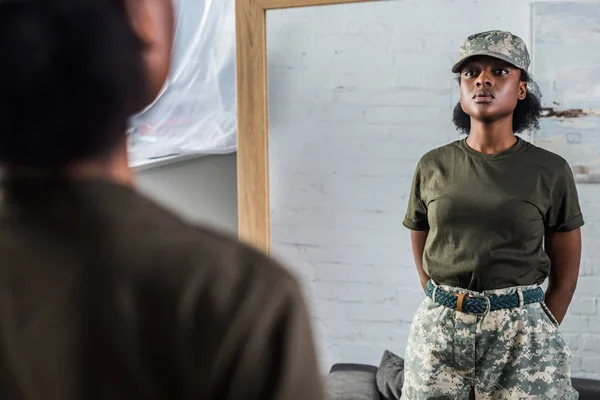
left=402, top=30, right=583, bottom=399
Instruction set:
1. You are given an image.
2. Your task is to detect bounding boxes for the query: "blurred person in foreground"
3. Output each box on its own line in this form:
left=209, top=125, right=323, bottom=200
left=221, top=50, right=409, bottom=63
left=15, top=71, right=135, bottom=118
left=0, top=0, right=323, bottom=399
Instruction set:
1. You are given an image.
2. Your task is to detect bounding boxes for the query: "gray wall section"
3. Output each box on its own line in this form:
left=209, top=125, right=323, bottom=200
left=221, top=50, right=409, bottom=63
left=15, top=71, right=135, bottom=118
left=136, top=154, right=238, bottom=235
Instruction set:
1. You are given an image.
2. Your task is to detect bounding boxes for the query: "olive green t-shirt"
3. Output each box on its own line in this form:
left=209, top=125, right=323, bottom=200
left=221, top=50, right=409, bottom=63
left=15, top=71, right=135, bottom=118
left=0, top=178, right=323, bottom=400
left=403, top=136, right=584, bottom=291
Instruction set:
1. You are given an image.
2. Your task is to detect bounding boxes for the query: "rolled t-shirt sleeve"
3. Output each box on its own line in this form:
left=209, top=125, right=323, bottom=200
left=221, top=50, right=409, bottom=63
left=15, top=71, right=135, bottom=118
left=403, top=159, right=430, bottom=231
left=545, top=160, right=585, bottom=233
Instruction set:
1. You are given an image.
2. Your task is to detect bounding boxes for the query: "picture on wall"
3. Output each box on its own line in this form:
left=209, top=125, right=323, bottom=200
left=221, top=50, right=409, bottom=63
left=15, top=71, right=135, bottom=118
left=532, top=1, right=600, bottom=183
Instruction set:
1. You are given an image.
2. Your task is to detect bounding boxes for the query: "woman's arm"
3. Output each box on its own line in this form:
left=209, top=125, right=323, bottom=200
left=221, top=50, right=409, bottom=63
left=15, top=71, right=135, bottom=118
left=544, top=228, right=582, bottom=324
left=410, top=230, right=430, bottom=293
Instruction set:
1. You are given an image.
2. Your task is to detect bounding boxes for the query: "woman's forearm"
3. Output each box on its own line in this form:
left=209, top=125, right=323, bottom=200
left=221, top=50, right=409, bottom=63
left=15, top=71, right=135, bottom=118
left=410, top=230, right=430, bottom=293
left=544, top=229, right=582, bottom=325
left=545, top=285, right=576, bottom=325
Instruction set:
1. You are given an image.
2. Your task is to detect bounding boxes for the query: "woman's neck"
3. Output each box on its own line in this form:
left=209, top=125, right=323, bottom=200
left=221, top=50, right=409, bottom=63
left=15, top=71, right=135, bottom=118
left=2, top=140, right=134, bottom=187
left=467, top=118, right=517, bottom=154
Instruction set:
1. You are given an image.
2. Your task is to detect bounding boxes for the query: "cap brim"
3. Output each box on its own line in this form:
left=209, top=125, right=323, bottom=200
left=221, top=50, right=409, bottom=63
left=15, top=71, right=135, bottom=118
left=451, top=51, right=523, bottom=73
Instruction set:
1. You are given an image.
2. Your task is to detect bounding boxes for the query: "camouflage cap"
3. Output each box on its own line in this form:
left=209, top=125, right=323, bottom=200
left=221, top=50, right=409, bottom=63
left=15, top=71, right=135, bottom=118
left=451, top=30, right=530, bottom=73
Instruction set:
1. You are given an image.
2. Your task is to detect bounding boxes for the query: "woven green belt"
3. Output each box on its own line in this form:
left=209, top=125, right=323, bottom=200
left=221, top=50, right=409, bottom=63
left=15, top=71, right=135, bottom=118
left=426, top=280, right=544, bottom=315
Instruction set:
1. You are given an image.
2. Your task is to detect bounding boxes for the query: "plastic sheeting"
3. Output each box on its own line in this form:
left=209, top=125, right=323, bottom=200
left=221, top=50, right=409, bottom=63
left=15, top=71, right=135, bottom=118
left=128, top=0, right=237, bottom=167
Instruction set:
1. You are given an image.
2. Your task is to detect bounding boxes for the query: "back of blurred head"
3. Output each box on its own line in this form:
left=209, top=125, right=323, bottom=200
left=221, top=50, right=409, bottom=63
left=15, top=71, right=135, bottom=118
left=0, top=0, right=175, bottom=184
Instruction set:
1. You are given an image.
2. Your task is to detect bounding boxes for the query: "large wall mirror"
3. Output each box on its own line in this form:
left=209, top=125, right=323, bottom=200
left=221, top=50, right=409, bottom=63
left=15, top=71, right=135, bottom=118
left=236, top=0, right=600, bottom=378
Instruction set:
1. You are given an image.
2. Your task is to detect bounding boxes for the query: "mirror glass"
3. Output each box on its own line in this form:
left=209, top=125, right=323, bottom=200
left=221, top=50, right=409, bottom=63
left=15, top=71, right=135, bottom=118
left=265, top=0, right=600, bottom=382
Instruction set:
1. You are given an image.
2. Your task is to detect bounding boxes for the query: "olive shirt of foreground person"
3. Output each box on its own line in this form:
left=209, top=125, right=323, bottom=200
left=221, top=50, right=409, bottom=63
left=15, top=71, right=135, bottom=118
left=403, top=136, right=584, bottom=292
left=0, top=178, right=323, bottom=400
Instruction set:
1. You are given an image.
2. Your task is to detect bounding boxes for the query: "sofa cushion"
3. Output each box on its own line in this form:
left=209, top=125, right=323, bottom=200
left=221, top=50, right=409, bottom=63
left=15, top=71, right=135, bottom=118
left=572, top=377, right=600, bottom=400
left=324, top=364, right=380, bottom=400
left=376, top=350, right=405, bottom=400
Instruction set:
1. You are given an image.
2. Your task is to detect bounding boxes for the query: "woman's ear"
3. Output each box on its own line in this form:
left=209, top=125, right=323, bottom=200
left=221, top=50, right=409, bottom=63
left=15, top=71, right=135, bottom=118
left=122, top=0, right=155, bottom=46
left=123, top=0, right=175, bottom=101
left=518, top=81, right=527, bottom=100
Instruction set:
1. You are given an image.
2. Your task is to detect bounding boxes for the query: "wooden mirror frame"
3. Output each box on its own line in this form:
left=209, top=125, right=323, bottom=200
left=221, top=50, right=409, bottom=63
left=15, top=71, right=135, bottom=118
left=235, top=0, right=375, bottom=254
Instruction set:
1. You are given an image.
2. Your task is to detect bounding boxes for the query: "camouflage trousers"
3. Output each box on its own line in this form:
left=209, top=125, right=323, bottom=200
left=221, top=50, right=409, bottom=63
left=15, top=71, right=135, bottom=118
left=401, top=281, right=578, bottom=400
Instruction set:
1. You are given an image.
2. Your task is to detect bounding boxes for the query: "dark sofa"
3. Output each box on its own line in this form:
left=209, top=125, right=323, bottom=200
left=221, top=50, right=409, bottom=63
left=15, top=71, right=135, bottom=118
left=323, top=363, right=600, bottom=400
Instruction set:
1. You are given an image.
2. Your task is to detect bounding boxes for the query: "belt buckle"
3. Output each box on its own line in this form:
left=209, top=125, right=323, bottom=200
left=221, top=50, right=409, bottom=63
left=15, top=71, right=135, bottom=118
left=454, top=293, right=491, bottom=315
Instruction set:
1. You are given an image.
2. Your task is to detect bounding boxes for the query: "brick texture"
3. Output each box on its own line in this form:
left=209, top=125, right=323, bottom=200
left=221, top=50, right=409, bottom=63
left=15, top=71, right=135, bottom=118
left=266, top=0, right=600, bottom=379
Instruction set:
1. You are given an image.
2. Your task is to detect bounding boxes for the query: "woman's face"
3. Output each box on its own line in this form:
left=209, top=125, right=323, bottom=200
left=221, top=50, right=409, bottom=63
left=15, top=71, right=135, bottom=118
left=458, top=55, right=527, bottom=123
left=124, top=0, right=175, bottom=104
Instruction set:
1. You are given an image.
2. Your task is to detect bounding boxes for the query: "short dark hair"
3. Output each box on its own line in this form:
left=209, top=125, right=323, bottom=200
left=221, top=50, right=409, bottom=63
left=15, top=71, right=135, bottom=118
left=452, top=70, right=542, bottom=134
left=0, top=0, right=147, bottom=169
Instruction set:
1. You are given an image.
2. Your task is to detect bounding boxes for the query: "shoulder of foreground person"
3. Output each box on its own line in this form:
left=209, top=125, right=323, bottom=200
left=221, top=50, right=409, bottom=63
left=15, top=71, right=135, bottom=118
left=188, top=224, right=309, bottom=306
left=143, top=222, right=325, bottom=400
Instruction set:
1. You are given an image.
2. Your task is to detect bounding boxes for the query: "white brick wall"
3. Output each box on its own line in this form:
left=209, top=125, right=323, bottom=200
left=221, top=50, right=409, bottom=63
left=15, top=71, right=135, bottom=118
left=266, top=0, right=600, bottom=379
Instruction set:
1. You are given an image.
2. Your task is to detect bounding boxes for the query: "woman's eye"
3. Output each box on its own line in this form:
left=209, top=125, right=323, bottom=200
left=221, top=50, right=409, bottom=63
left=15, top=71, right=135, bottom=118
left=464, top=71, right=475, bottom=77
left=495, top=69, right=509, bottom=75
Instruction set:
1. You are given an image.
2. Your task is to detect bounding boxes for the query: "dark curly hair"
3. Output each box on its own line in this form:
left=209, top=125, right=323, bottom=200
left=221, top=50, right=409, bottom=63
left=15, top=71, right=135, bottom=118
left=0, top=0, right=147, bottom=169
left=452, top=70, right=542, bottom=135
